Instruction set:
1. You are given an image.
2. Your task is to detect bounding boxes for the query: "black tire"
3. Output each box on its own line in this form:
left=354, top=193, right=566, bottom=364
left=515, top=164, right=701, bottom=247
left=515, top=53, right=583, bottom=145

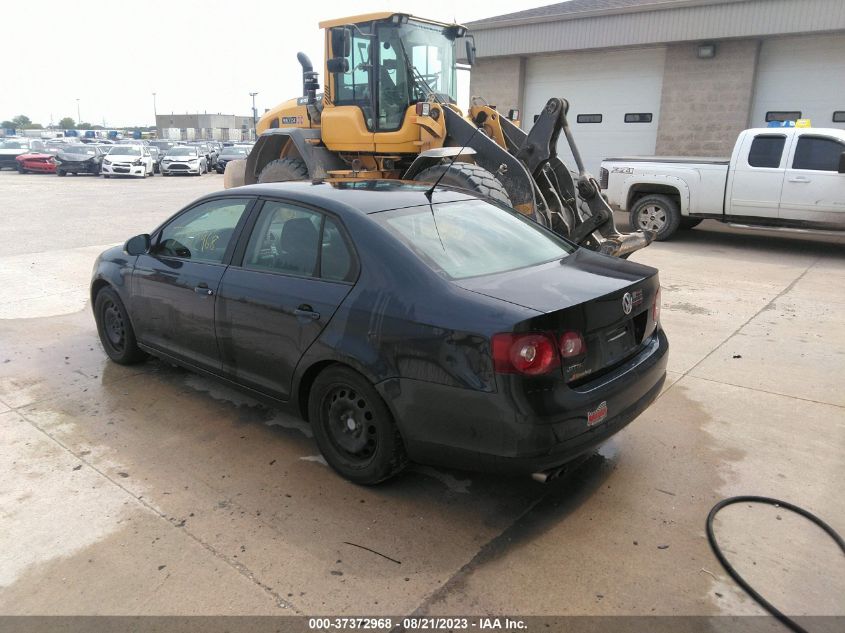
left=57, top=170, right=66, bottom=177
left=94, top=287, right=147, bottom=365
left=257, top=157, right=309, bottom=183
left=680, top=217, right=703, bottom=229
left=103, top=174, right=110, bottom=179
left=17, top=164, right=25, bottom=174
left=629, top=194, right=681, bottom=241
left=413, top=162, right=511, bottom=206
left=308, top=366, right=408, bottom=485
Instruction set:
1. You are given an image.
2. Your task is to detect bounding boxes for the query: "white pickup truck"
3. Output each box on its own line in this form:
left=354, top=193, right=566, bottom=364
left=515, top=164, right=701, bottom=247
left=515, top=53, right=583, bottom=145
left=600, top=127, right=845, bottom=241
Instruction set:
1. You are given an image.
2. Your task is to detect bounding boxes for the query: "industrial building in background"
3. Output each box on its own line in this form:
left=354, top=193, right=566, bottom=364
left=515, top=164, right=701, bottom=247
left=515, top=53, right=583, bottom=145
left=155, top=113, right=256, bottom=142
left=467, top=0, right=845, bottom=172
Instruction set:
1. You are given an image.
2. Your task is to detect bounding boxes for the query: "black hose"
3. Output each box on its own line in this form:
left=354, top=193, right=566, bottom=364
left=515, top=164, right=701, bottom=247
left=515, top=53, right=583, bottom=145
left=706, top=496, right=845, bottom=633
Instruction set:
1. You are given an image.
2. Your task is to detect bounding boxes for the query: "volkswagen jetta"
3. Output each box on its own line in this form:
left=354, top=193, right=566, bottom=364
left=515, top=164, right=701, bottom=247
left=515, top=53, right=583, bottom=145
left=90, top=181, right=668, bottom=484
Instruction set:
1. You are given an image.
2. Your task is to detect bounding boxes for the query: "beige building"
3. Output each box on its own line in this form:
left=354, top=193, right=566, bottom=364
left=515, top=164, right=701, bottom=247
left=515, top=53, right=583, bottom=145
left=467, top=0, right=845, bottom=172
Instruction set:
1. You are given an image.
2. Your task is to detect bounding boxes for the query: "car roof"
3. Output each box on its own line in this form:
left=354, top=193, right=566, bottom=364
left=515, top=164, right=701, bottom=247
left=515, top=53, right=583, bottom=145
left=212, top=180, right=479, bottom=215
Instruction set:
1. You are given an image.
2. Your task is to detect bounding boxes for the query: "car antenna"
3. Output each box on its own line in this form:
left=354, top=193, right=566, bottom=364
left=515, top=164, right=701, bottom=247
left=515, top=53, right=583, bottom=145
left=425, top=124, right=482, bottom=202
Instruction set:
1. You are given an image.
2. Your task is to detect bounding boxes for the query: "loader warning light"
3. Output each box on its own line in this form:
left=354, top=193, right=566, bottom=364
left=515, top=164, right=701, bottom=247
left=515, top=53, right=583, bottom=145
left=416, top=102, right=432, bottom=117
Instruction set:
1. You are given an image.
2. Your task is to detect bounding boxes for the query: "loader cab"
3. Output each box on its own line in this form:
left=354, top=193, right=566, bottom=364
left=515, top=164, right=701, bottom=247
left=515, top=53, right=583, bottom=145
left=320, top=13, right=464, bottom=151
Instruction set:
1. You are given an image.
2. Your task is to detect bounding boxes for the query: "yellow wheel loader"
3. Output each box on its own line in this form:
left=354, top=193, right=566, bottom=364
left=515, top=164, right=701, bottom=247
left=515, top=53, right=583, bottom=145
left=224, top=12, right=653, bottom=257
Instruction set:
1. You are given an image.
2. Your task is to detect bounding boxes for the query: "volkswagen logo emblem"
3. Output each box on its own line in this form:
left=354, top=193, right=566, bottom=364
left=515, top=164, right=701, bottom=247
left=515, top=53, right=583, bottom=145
left=622, top=292, right=633, bottom=315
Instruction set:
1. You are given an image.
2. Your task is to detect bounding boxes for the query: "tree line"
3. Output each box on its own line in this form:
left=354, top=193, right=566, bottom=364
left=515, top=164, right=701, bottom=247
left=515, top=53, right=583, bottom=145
left=2, top=115, right=99, bottom=130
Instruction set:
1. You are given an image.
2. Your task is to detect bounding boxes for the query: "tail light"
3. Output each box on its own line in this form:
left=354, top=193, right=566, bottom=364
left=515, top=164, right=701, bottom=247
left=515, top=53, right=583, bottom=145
left=599, top=167, right=609, bottom=190
left=560, top=331, right=586, bottom=359
left=492, top=333, right=559, bottom=375
left=653, top=286, right=662, bottom=324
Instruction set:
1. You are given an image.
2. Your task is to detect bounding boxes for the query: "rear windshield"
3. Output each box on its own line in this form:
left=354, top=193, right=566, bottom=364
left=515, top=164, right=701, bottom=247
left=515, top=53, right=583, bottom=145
left=373, top=199, right=576, bottom=279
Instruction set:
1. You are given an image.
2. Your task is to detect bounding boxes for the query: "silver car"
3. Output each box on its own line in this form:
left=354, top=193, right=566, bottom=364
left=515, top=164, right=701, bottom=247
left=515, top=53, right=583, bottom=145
left=160, top=146, right=208, bottom=176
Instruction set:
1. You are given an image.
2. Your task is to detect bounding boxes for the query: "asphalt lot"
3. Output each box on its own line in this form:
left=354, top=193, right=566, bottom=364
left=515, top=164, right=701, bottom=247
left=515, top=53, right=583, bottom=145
left=0, top=169, right=843, bottom=618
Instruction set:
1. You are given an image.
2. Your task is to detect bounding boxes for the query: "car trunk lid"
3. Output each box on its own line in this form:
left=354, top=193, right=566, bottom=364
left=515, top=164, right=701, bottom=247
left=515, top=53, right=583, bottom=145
left=457, top=249, right=660, bottom=382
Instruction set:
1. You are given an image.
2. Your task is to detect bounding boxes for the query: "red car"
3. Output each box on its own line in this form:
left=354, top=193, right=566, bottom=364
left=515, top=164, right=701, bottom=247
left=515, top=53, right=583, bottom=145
left=16, top=150, right=58, bottom=174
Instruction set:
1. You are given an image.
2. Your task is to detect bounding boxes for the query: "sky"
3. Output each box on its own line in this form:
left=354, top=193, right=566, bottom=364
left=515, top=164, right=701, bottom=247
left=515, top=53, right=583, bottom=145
left=4, top=0, right=554, bottom=128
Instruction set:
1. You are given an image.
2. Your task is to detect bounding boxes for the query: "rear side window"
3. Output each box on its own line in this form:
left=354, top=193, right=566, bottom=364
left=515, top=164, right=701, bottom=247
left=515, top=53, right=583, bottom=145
left=792, top=136, right=845, bottom=171
left=373, top=199, right=576, bottom=280
left=243, top=201, right=355, bottom=281
left=748, top=135, right=785, bottom=168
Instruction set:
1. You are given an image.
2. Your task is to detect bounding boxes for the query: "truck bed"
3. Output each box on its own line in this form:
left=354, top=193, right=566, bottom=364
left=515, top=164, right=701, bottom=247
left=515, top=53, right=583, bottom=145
left=603, top=156, right=729, bottom=165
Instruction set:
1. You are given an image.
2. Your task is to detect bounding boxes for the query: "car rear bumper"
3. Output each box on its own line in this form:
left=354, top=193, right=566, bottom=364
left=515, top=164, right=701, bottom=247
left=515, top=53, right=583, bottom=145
left=378, top=328, right=668, bottom=474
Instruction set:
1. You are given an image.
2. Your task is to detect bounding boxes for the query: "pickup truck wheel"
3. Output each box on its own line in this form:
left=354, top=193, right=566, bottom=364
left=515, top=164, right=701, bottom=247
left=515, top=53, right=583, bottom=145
left=630, top=194, right=681, bottom=241
left=680, top=217, right=703, bottom=229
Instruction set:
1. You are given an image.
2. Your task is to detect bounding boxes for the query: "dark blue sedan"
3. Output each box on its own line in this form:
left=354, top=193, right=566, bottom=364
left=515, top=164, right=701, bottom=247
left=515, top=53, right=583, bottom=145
left=91, top=181, right=668, bottom=484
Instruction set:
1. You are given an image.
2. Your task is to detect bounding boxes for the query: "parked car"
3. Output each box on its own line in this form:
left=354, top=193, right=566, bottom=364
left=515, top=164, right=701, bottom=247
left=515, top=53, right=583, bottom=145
left=189, top=141, right=217, bottom=171
left=16, top=148, right=58, bottom=174
left=90, top=181, right=668, bottom=484
left=215, top=145, right=250, bottom=173
left=601, top=126, right=845, bottom=240
left=0, top=138, right=33, bottom=170
left=102, top=144, right=155, bottom=178
left=55, top=144, right=105, bottom=176
left=160, top=146, right=207, bottom=176
left=149, top=140, right=178, bottom=156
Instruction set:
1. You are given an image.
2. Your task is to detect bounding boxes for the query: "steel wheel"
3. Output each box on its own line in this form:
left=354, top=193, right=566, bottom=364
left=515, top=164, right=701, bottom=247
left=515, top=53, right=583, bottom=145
left=322, top=385, right=378, bottom=461
left=94, top=287, right=147, bottom=365
left=309, top=367, right=408, bottom=484
left=101, top=298, right=126, bottom=354
left=636, top=204, right=667, bottom=232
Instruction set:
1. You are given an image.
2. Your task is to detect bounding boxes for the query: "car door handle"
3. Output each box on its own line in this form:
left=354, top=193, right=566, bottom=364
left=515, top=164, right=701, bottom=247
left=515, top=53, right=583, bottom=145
left=787, top=177, right=811, bottom=183
left=194, top=282, right=213, bottom=296
left=294, top=304, right=320, bottom=320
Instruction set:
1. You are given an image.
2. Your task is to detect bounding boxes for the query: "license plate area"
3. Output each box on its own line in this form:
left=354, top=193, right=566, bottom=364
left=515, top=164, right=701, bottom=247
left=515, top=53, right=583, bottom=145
left=602, top=322, right=636, bottom=365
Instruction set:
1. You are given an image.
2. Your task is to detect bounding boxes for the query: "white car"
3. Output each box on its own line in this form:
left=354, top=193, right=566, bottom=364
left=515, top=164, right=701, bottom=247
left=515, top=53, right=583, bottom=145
left=101, top=145, right=155, bottom=178
left=160, top=146, right=208, bottom=176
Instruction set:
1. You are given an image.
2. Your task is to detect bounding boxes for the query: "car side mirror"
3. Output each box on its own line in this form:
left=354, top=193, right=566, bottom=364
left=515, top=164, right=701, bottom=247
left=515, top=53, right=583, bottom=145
left=125, top=234, right=151, bottom=256
left=839, top=151, right=845, bottom=174
left=326, top=57, right=349, bottom=74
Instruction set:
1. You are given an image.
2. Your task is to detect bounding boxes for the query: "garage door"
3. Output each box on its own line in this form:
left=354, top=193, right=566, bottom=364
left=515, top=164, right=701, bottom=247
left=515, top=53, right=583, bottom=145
left=523, top=47, right=666, bottom=175
left=751, top=35, right=845, bottom=130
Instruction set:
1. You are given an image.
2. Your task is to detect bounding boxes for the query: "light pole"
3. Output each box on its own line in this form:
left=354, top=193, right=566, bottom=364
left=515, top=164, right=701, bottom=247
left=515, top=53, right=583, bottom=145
left=249, top=92, right=258, bottom=140
left=152, top=93, right=158, bottom=136
left=76, top=98, right=81, bottom=126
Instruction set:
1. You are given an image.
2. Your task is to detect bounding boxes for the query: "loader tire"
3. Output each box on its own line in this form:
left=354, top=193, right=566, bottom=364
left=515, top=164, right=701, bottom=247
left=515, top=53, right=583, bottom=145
left=257, top=157, right=309, bottom=184
left=414, top=163, right=511, bottom=207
